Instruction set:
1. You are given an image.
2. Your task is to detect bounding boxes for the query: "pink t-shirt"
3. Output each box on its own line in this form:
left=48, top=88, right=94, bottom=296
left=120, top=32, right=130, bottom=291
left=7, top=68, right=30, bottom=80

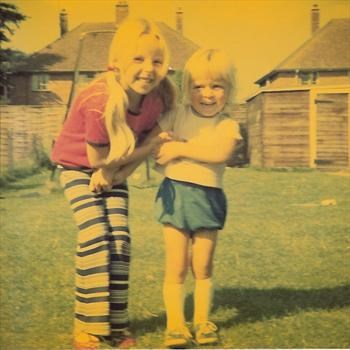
left=51, top=79, right=164, bottom=168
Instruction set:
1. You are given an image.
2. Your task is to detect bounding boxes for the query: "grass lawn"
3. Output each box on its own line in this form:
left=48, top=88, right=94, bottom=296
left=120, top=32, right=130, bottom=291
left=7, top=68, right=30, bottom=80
left=0, top=166, right=349, bottom=349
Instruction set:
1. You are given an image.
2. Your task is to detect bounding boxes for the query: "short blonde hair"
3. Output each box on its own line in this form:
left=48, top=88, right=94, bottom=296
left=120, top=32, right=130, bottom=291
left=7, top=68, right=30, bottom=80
left=182, top=48, right=236, bottom=107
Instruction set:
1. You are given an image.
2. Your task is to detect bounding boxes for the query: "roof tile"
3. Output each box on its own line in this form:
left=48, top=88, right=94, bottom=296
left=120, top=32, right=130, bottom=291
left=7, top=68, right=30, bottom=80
left=256, top=18, right=350, bottom=84
left=17, top=22, right=199, bottom=72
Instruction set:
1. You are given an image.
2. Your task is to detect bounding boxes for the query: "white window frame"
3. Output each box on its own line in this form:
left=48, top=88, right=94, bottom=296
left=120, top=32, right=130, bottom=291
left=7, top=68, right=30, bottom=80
left=76, top=73, right=97, bottom=88
left=31, top=73, right=50, bottom=91
left=299, top=71, right=318, bottom=85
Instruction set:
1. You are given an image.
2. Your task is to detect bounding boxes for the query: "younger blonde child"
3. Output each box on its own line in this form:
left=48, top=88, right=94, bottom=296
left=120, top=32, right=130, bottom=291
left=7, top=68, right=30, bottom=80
left=154, top=48, right=242, bottom=348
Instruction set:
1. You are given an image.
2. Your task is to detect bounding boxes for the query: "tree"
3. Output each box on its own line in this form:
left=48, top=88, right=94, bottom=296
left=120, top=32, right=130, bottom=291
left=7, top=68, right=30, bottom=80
left=0, top=2, right=27, bottom=102
left=0, top=2, right=27, bottom=42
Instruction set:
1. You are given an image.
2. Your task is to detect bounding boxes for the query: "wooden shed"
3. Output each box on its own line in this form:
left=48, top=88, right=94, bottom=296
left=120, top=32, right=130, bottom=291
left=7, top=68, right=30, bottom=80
left=247, top=17, right=350, bottom=170
left=247, top=87, right=349, bottom=169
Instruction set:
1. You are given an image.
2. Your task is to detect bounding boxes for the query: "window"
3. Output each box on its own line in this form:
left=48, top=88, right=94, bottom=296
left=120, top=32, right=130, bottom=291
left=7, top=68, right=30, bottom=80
left=298, top=71, right=318, bottom=85
left=77, top=73, right=97, bottom=87
left=85, top=73, right=95, bottom=79
left=31, top=74, right=49, bottom=91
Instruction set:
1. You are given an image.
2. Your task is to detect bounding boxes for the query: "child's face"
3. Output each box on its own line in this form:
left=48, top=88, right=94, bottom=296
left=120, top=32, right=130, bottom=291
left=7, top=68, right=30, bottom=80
left=190, top=76, right=228, bottom=117
left=122, top=34, right=166, bottom=95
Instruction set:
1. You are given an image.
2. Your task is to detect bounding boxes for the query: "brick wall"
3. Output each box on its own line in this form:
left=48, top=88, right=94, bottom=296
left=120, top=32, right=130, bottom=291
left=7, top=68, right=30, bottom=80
left=9, top=73, right=73, bottom=105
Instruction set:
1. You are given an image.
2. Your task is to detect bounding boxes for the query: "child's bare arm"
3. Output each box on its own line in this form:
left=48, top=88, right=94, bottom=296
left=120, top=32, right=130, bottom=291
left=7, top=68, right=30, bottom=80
left=89, top=125, right=173, bottom=190
left=156, top=119, right=239, bottom=165
left=111, top=161, right=143, bottom=185
left=111, top=127, right=173, bottom=185
left=86, top=125, right=169, bottom=169
left=117, top=125, right=172, bottom=166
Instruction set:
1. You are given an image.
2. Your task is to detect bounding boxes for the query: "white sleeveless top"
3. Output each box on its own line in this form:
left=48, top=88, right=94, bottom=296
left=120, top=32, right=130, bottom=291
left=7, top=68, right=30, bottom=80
left=156, top=105, right=242, bottom=188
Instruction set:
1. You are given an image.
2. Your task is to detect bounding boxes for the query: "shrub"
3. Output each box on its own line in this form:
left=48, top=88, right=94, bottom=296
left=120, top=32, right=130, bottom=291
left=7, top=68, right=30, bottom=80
left=32, top=135, right=52, bottom=169
left=0, top=142, right=52, bottom=188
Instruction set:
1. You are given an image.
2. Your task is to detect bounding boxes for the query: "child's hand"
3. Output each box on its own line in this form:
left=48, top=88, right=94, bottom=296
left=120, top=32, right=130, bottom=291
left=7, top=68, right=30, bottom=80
left=159, top=131, right=174, bottom=142
left=89, top=168, right=114, bottom=192
left=150, top=131, right=173, bottom=147
left=155, top=141, right=184, bottom=165
left=112, top=168, right=128, bottom=185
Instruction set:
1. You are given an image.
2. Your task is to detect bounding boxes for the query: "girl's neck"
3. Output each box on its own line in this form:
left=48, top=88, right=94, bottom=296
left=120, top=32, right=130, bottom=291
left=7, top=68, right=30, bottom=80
left=190, top=105, right=222, bottom=119
left=127, top=88, right=145, bottom=114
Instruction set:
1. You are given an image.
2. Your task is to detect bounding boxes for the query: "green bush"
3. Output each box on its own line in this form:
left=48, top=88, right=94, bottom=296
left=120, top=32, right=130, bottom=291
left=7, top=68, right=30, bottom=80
left=0, top=135, right=54, bottom=188
left=0, top=167, right=39, bottom=188
left=32, top=135, right=52, bottom=169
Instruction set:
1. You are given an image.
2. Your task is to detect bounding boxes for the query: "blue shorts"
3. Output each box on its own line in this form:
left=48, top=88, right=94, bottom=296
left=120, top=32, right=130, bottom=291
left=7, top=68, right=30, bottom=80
left=155, top=178, right=227, bottom=234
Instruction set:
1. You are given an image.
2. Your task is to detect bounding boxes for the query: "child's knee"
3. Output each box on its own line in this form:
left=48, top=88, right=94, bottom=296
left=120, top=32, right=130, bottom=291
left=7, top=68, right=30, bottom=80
left=193, top=271, right=212, bottom=280
left=192, top=263, right=213, bottom=280
left=165, top=267, right=188, bottom=283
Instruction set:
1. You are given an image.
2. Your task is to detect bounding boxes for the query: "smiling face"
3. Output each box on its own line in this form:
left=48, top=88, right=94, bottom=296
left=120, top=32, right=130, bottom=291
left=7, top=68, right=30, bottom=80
left=190, top=75, right=228, bottom=117
left=182, top=49, right=235, bottom=117
left=122, top=34, right=166, bottom=95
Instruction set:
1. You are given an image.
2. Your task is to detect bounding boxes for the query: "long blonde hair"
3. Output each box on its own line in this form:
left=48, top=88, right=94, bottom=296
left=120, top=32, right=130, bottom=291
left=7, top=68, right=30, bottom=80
left=182, top=48, right=236, bottom=110
left=104, top=18, right=175, bottom=162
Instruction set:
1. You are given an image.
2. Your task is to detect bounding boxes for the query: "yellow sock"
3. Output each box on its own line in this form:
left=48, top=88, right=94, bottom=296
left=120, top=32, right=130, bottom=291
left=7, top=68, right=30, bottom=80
left=163, top=282, right=185, bottom=330
left=194, top=278, right=213, bottom=325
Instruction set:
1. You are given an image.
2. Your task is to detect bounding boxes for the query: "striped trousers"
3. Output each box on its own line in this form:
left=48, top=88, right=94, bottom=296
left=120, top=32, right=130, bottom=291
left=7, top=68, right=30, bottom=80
left=60, top=169, right=130, bottom=336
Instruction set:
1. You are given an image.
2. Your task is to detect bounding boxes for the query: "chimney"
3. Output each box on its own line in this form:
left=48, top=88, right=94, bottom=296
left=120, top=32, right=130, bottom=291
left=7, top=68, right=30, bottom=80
left=59, top=9, right=68, bottom=37
left=311, top=4, right=320, bottom=35
left=115, top=1, right=129, bottom=26
left=176, top=7, right=183, bottom=34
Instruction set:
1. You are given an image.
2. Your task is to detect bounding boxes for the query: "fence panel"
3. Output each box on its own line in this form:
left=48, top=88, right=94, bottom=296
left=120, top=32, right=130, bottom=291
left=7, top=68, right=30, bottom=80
left=0, top=105, right=66, bottom=171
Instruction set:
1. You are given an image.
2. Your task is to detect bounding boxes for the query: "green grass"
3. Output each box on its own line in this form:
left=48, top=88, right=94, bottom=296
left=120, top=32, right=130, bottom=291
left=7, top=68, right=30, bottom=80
left=0, top=166, right=349, bottom=349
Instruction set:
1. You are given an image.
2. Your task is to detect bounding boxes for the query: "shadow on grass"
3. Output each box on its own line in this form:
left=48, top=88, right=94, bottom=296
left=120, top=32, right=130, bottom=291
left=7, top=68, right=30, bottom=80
left=3, top=182, right=43, bottom=191
left=213, top=285, right=350, bottom=328
left=132, top=313, right=166, bottom=336
left=132, top=284, right=350, bottom=335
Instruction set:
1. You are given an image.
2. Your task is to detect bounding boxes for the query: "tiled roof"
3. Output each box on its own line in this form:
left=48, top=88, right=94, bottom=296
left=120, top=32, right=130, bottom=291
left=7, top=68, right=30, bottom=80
left=17, top=21, right=199, bottom=72
left=256, top=18, right=350, bottom=84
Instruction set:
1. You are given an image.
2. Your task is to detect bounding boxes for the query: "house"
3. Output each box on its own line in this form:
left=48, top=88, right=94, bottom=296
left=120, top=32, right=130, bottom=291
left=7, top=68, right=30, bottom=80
left=246, top=5, right=350, bottom=170
left=7, top=2, right=199, bottom=105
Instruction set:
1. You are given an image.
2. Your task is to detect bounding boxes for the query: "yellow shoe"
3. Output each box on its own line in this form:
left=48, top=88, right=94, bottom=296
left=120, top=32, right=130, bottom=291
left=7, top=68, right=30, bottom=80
left=74, top=332, right=100, bottom=350
left=195, top=321, right=219, bottom=345
left=164, top=326, right=192, bottom=348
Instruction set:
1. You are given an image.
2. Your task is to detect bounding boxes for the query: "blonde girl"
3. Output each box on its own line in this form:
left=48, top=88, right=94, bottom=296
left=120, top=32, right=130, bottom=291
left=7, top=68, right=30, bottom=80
left=153, top=48, right=242, bottom=348
left=51, top=18, right=176, bottom=350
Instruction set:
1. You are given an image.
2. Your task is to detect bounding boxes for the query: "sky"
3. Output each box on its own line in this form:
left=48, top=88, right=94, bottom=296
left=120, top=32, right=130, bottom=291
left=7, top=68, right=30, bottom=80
left=5, top=0, right=350, bottom=101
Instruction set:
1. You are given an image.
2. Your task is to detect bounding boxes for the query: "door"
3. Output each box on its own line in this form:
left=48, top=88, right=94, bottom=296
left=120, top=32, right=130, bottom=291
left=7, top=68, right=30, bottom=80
left=315, top=93, right=349, bottom=170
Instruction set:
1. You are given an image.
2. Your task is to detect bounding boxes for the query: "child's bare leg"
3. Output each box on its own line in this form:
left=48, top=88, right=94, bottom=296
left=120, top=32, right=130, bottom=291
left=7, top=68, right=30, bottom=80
left=163, top=224, right=190, bottom=330
left=191, top=230, right=218, bottom=325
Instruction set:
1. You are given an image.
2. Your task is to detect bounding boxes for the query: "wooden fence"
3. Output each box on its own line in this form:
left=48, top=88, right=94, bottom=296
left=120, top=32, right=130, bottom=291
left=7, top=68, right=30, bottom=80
left=0, top=105, right=66, bottom=172
left=0, top=103, right=249, bottom=172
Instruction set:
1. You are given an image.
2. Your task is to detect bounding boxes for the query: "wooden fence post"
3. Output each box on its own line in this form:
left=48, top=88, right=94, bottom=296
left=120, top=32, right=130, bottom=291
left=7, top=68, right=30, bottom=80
left=7, top=129, right=14, bottom=173
left=32, top=134, right=38, bottom=166
left=145, top=158, right=151, bottom=181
